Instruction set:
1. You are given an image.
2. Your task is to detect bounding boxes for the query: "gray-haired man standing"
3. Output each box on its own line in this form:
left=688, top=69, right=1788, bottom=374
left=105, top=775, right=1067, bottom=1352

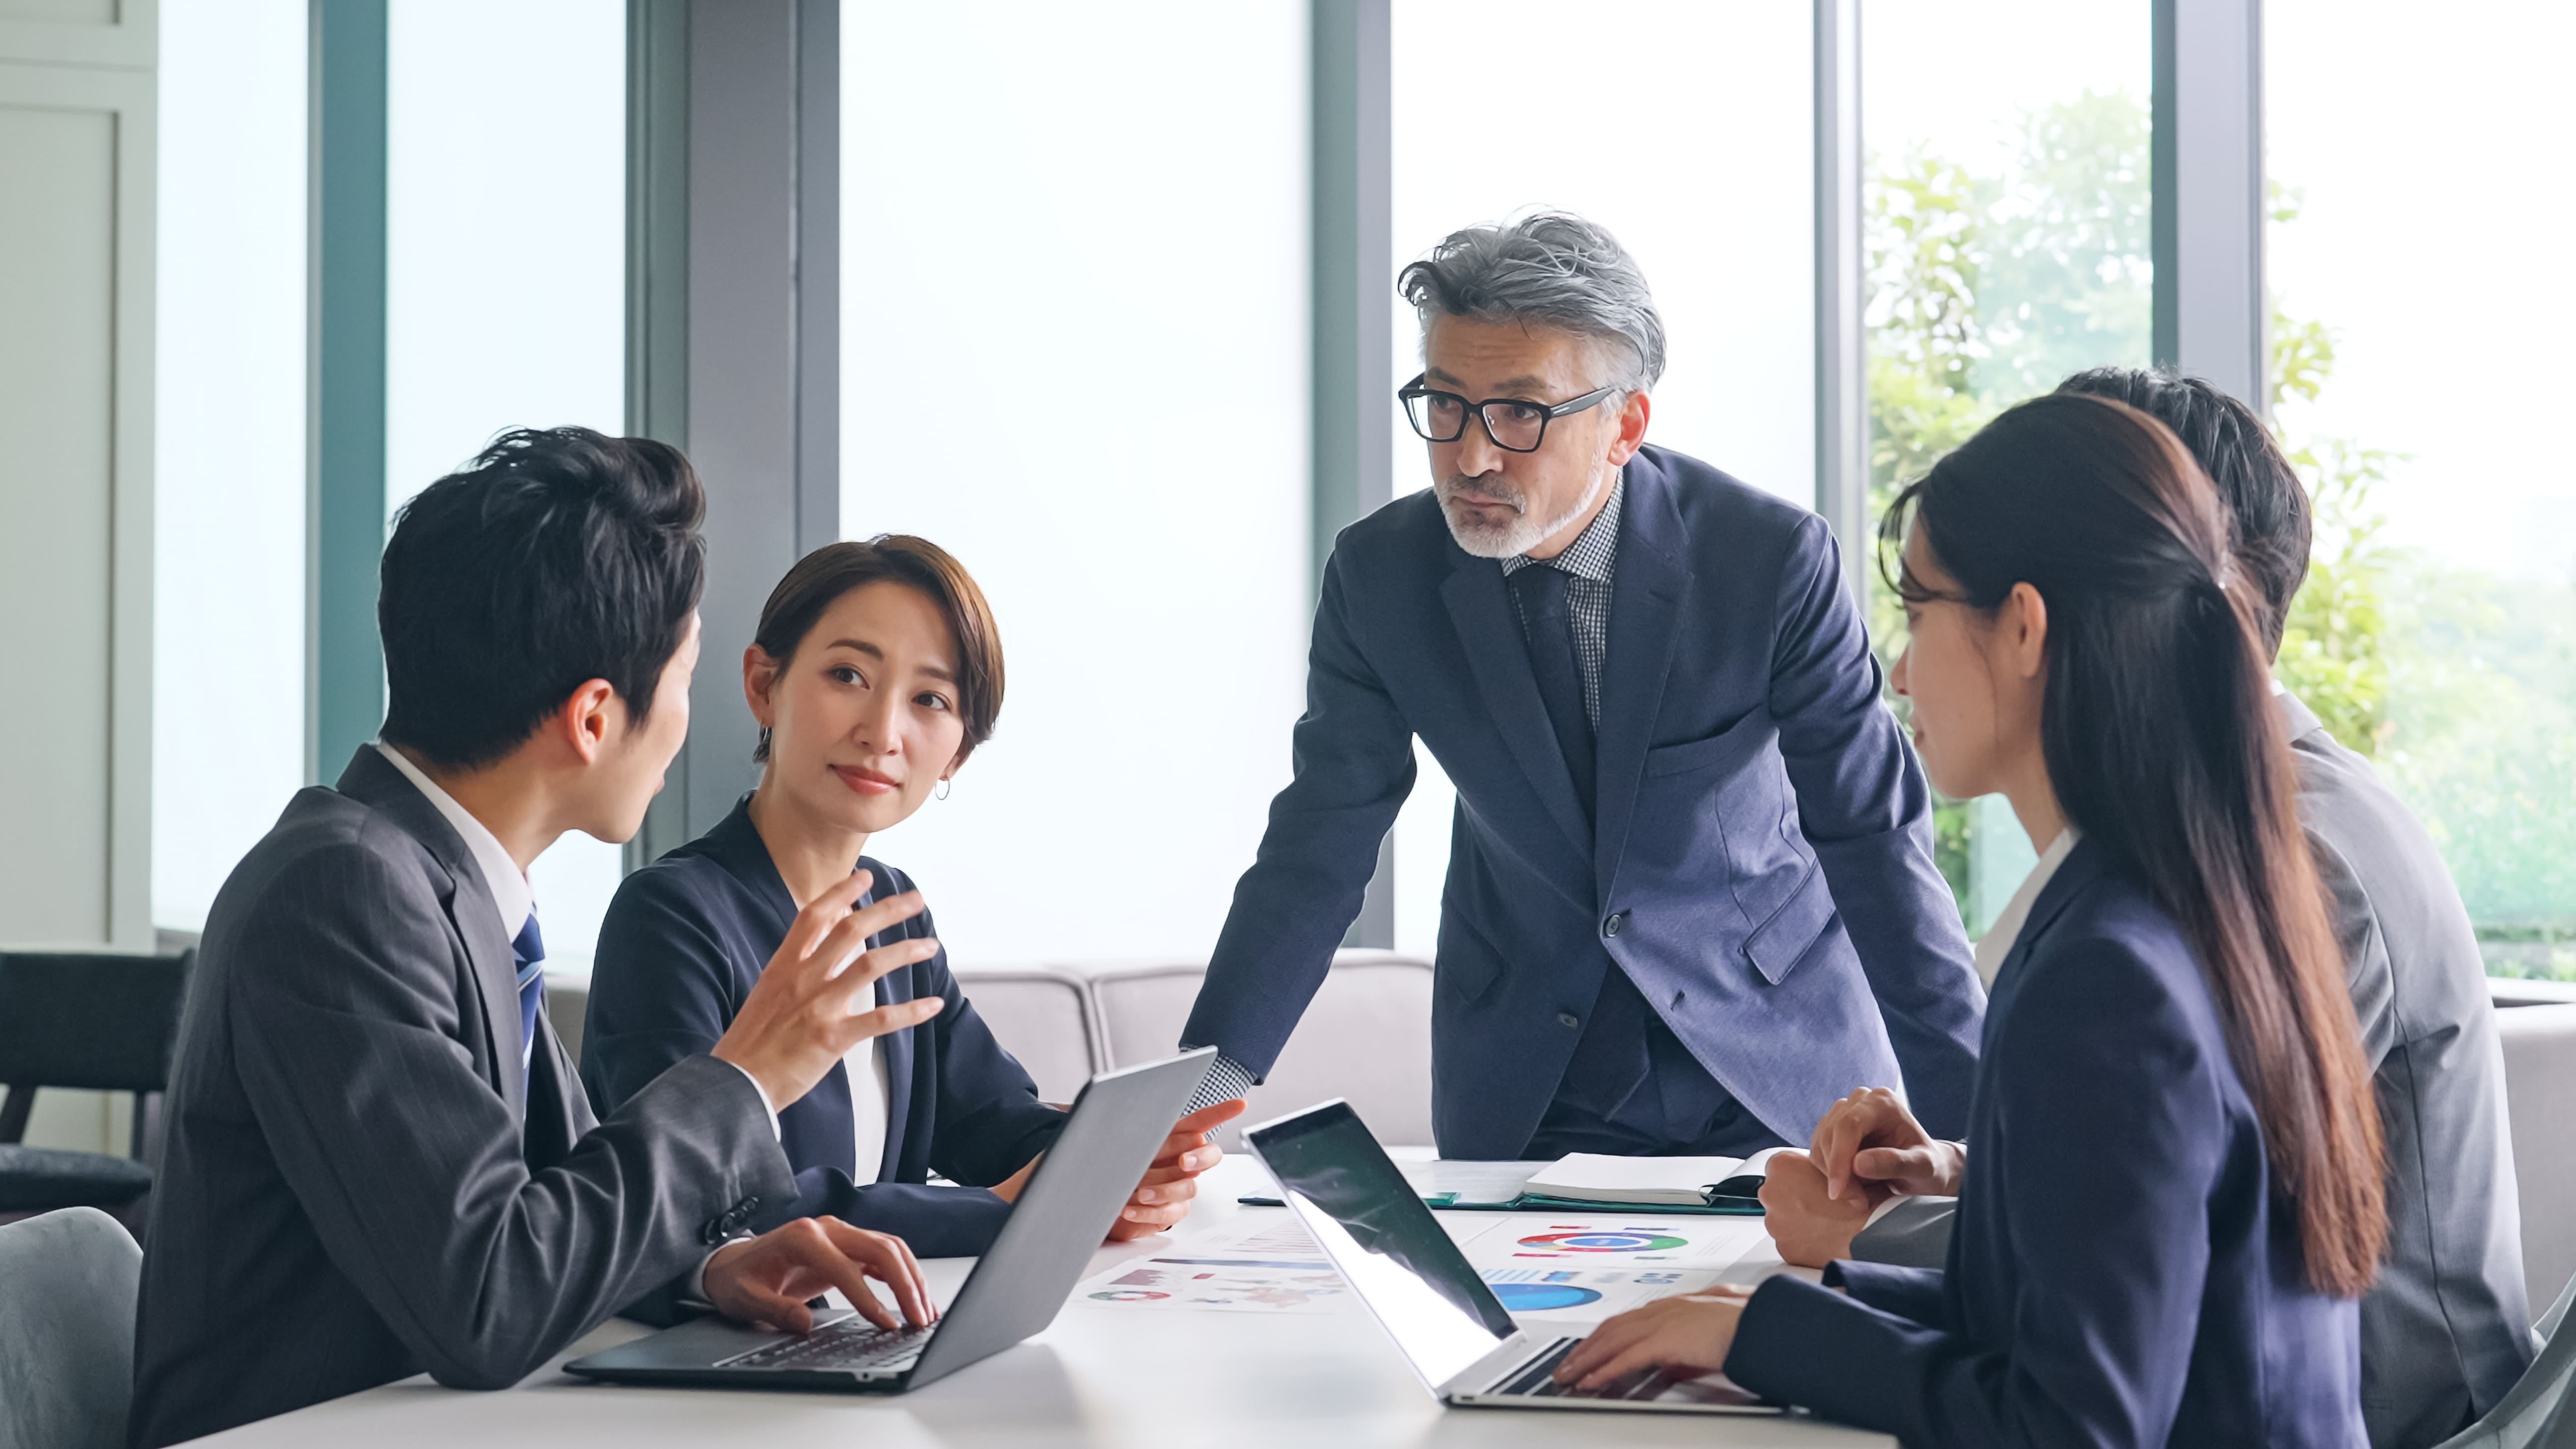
left=1181, top=213, right=1986, bottom=1158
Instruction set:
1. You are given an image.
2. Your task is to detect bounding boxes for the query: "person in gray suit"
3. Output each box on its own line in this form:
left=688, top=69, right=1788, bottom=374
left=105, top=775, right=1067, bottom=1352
left=1758, top=370, right=2533, bottom=1449
left=130, top=430, right=954, bottom=1448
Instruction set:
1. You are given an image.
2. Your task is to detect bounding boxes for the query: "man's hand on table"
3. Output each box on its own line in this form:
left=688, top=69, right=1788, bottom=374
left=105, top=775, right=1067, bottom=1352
left=703, top=1217, right=936, bottom=1335
left=986, top=1098, right=1248, bottom=1241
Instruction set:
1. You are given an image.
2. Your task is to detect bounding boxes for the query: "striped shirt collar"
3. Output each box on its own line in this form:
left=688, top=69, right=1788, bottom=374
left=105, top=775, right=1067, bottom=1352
left=1499, top=469, right=1623, bottom=582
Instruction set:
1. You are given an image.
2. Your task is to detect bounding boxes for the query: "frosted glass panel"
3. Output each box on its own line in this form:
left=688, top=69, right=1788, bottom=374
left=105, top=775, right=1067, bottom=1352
left=840, top=1, right=1308, bottom=966
left=385, top=0, right=626, bottom=972
left=154, top=0, right=307, bottom=935
left=1386, top=0, right=1817, bottom=953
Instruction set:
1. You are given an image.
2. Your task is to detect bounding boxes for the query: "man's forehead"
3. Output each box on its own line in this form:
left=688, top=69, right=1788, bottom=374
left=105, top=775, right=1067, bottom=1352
left=1424, top=316, right=1593, bottom=390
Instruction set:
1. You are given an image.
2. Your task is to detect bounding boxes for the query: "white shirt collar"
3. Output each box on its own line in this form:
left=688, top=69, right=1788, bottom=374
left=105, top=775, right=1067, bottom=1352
left=372, top=742, right=536, bottom=945
left=1971, top=825, right=2080, bottom=987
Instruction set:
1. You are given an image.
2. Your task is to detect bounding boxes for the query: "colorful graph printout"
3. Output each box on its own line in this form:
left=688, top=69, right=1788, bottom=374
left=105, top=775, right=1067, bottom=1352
left=1515, top=1228, right=1692, bottom=1254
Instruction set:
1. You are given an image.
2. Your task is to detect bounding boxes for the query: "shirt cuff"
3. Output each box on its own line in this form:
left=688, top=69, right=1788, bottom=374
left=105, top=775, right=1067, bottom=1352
left=689, top=1236, right=754, bottom=1307
left=715, top=1057, right=782, bottom=1141
left=1183, top=1053, right=1260, bottom=1114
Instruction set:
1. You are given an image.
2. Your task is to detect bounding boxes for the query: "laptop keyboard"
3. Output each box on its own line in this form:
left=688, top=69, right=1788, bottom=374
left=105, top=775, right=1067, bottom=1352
left=720, top=1317, right=935, bottom=1374
left=1493, top=1338, right=1671, bottom=1400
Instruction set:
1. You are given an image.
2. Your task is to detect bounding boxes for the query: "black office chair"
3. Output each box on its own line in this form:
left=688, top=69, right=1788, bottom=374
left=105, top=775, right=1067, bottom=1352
left=0, top=950, right=192, bottom=1232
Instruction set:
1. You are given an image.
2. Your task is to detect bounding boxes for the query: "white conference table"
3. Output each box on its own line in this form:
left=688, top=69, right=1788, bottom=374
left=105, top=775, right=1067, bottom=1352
left=192, top=1155, right=1893, bottom=1448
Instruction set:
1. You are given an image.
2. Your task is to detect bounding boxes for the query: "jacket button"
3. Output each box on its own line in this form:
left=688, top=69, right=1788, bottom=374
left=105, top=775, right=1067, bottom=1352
left=1558, top=1012, right=1581, bottom=1030
left=700, top=1218, right=727, bottom=1245
left=1602, top=912, right=1626, bottom=938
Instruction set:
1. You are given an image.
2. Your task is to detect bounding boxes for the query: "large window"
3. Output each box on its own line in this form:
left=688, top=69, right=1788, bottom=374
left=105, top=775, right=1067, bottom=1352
left=1861, top=0, right=2152, bottom=932
left=839, top=2, right=1310, bottom=965
left=382, top=0, right=628, bottom=972
left=1385, top=0, right=1818, bottom=953
left=2268, top=1, right=2576, bottom=978
left=154, top=0, right=307, bottom=937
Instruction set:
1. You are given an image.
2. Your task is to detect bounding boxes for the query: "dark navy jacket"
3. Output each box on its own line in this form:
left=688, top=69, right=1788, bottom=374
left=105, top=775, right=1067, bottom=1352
left=583, top=799, right=1065, bottom=1258
left=1726, top=837, right=2368, bottom=1447
left=1183, top=445, right=1986, bottom=1152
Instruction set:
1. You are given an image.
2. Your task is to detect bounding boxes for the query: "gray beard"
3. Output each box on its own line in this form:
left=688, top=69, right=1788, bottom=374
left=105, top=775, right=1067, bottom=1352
left=1437, top=466, right=1611, bottom=559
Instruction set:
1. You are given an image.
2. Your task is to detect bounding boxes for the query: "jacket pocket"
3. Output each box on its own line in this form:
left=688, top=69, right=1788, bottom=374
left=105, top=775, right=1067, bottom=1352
left=1741, top=863, right=1835, bottom=986
left=1435, top=909, right=1506, bottom=1006
left=1643, top=709, right=1775, bottom=779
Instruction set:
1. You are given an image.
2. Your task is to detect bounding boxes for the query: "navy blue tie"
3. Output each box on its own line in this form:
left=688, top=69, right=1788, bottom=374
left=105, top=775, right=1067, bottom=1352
left=1507, top=563, right=1597, bottom=821
left=512, top=913, right=546, bottom=1096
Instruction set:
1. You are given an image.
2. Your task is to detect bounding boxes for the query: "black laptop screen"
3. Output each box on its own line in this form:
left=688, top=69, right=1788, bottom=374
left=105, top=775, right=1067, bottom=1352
left=1247, top=1102, right=1516, bottom=1388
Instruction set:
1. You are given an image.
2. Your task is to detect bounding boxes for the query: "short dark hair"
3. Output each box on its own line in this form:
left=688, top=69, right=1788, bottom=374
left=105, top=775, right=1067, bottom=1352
left=379, top=427, right=707, bottom=770
left=750, top=536, right=1005, bottom=765
left=2055, top=367, right=2308, bottom=655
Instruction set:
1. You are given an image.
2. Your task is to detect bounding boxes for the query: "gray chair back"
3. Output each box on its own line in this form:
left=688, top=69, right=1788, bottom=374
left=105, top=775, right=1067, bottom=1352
left=2500, top=1004, right=2576, bottom=1317
left=949, top=966, right=1104, bottom=1104
left=0, top=949, right=191, bottom=1158
left=0, top=1207, right=142, bottom=1449
left=1089, top=951, right=1434, bottom=1149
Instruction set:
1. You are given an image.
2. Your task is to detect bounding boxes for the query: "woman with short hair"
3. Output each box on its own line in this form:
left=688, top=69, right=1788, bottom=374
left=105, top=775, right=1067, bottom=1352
left=585, top=536, right=1236, bottom=1263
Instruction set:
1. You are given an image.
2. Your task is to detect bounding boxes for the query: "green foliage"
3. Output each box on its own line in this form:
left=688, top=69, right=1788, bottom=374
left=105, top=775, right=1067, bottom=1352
left=1862, top=92, right=2155, bottom=918
left=2275, top=437, right=2396, bottom=755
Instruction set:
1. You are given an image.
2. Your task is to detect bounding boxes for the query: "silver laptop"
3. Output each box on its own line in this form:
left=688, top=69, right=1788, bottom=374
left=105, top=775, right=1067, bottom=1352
left=1242, top=1099, right=1783, bottom=1415
left=565, top=1047, right=1216, bottom=1395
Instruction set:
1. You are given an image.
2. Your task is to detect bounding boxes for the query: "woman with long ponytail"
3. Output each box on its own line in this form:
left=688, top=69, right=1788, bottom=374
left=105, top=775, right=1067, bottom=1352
left=1554, top=393, right=2385, bottom=1445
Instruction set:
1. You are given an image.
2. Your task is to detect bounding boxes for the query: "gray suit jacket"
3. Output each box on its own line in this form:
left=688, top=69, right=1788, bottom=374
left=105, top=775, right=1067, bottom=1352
left=1852, top=691, right=2531, bottom=1449
left=129, top=749, right=798, bottom=1448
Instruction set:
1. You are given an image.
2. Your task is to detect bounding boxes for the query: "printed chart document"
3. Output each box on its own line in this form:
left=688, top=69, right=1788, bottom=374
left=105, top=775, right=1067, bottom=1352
left=1070, top=1208, right=1768, bottom=1323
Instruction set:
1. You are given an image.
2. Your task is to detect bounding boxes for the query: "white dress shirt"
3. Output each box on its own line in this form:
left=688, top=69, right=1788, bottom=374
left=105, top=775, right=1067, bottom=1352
left=846, top=1039, right=889, bottom=1186
left=373, top=741, right=532, bottom=944
left=1971, top=824, right=2081, bottom=988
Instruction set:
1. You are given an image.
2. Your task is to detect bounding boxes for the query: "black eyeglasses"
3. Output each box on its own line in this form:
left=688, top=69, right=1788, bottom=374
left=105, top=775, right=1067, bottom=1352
left=1397, top=373, right=1619, bottom=453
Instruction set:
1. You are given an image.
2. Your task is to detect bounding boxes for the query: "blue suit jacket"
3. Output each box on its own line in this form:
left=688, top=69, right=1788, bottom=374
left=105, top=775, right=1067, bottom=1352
left=1726, top=837, right=2368, bottom=1447
left=583, top=800, right=1065, bottom=1258
left=1183, top=445, right=1985, bottom=1152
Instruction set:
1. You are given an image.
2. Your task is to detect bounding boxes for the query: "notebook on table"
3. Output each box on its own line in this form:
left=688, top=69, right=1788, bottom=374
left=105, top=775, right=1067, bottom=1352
left=1238, top=1148, right=1789, bottom=1214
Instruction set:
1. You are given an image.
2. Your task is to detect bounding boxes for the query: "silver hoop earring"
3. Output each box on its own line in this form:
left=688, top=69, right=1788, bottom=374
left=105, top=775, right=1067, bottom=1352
left=934, top=779, right=952, bottom=801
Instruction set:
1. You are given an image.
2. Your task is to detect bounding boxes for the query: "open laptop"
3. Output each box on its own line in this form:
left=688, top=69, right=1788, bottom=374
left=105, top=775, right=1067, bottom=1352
left=1242, top=1099, right=1783, bottom=1416
left=565, top=1046, right=1216, bottom=1395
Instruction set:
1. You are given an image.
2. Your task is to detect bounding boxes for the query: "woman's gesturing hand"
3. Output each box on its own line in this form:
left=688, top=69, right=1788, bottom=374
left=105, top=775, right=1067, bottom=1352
left=1553, top=1288, right=1755, bottom=1393
left=711, top=869, right=946, bottom=1111
left=1808, top=1085, right=1963, bottom=1203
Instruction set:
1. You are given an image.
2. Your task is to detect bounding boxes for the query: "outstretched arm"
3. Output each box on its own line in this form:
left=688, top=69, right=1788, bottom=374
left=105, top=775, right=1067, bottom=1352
left=1768, top=516, right=1984, bottom=1135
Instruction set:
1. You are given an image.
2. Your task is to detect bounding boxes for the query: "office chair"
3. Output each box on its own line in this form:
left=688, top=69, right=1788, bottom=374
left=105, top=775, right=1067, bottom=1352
left=0, top=1207, right=143, bottom=1449
left=2436, top=1270, right=2576, bottom=1449
left=0, top=950, right=192, bottom=1230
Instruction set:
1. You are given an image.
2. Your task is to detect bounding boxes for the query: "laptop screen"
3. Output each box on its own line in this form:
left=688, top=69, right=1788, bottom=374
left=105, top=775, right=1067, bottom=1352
left=1246, top=1102, right=1517, bottom=1389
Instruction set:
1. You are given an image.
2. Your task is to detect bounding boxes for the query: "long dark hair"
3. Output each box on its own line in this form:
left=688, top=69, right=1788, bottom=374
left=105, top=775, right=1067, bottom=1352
left=1881, top=392, right=2386, bottom=1297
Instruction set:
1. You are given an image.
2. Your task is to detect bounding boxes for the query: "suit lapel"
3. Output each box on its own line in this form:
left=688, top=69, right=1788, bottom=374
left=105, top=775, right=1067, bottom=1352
left=875, top=916, right=916, bottom=1181
left=1441, top=555, right=1592, bottom=859
left=333, top=747, right=529, bottom=1124
left=1992, top=837, right=2109, bottom=986
left=1591, top=462, right=1691, bottom=892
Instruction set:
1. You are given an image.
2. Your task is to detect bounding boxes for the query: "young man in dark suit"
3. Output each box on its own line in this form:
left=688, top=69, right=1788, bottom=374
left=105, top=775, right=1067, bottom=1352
left=131, top=430, right=947, bottom=1447
left=1764, top=370, right=2533, bottom=1449
left=1181, top=212, right=1986, bottom=1158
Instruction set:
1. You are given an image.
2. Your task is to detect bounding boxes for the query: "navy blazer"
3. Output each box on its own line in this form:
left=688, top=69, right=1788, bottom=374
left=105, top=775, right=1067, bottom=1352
left=583, top=800, right=1065, bottom=1258
left=1725, top=838, right=2367, bottom=1447
left=1184, top=445, right=1985, bottom=1152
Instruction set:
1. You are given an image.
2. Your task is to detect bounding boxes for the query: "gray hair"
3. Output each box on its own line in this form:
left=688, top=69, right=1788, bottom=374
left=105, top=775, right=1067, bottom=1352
left=1397, top=211, right=1666, bottom=394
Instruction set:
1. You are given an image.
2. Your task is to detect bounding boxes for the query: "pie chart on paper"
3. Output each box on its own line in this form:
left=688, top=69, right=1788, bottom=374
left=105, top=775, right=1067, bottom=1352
left=1515, top=1229, right=1691, bottom=1254
left=1490, top=1282, right=1605, bottom=1311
